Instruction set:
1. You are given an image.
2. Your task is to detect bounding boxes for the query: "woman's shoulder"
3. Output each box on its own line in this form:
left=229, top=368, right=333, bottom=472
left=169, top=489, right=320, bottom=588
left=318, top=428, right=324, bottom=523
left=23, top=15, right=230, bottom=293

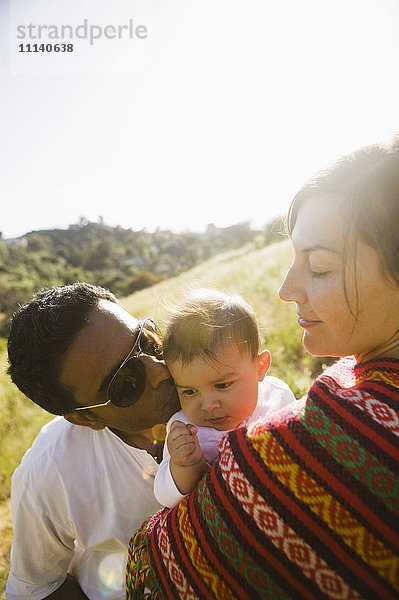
left=301, top=356, right=399, bottom=443
left=315, top=356, right=399, bottom=395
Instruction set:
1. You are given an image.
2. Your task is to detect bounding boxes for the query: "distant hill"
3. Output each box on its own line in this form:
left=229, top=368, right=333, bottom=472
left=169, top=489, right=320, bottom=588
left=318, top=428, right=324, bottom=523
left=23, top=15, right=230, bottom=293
left=0, top=218, right=284, bottom=336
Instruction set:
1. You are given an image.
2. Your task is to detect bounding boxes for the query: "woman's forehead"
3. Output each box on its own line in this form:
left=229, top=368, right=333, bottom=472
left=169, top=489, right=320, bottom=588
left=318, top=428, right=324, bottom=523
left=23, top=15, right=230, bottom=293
left=292, top=196, right=344, bottom=251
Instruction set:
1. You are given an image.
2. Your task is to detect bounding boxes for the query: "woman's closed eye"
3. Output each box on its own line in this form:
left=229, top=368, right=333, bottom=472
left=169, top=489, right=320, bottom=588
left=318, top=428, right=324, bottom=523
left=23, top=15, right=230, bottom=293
left=308, top=249, right=339, bottom=280
left=310, top=270, right=329, bottom=279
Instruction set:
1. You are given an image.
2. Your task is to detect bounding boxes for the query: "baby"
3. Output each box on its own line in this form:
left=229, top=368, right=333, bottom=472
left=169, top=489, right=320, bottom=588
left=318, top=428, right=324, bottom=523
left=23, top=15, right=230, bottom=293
left=154, top=288, right=295, bottom=508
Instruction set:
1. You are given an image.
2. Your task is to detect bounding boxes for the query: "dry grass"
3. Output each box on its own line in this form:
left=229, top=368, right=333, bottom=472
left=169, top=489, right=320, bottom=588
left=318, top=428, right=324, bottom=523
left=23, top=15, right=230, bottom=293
left=0, top=499, right=12, bottom=599
left=0, top=339, right=52, bottom=598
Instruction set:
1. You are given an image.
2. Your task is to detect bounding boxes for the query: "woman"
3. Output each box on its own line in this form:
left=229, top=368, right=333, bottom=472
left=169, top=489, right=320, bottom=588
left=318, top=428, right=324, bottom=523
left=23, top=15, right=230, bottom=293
left=126, top=137, right=399, bottom=599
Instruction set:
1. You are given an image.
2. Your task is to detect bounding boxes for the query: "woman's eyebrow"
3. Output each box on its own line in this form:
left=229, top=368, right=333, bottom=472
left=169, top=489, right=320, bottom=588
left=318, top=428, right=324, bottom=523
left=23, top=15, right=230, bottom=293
left=303, top=244, right=341, bottom=255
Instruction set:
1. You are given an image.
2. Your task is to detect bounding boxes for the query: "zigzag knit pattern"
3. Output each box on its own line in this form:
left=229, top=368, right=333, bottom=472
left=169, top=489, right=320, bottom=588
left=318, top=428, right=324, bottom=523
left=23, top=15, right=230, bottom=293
left=126, top=357, right=399, bottom=599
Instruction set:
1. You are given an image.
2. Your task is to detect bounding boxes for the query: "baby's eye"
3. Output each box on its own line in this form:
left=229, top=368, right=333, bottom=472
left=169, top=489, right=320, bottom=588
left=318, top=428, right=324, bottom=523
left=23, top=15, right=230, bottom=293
left=215, top=381, right=234, bottom=390
left=181, top=388, right=197, bottom=397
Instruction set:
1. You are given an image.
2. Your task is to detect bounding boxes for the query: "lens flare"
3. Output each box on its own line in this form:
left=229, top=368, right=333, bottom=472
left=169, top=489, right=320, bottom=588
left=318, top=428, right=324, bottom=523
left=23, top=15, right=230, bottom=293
left=98, top=552, right=126, bottom=593
left=151, top=423, right=166, bottom=442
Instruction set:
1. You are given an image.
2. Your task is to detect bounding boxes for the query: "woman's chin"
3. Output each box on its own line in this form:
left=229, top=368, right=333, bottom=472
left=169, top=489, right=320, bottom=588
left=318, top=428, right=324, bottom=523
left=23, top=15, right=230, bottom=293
left=302, top=334, right=338, bottom=358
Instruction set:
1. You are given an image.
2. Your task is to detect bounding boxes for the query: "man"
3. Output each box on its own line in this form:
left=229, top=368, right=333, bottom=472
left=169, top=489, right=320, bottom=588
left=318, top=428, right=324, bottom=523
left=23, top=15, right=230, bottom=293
left=5, top=282, right=180, bottom=600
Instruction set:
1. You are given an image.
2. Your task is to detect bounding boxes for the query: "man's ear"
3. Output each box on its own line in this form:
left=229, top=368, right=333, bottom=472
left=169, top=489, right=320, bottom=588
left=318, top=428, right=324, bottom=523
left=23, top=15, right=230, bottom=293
left=256, top=350, right=271, bottom=381
left=63, top=412, right=106, bottom=430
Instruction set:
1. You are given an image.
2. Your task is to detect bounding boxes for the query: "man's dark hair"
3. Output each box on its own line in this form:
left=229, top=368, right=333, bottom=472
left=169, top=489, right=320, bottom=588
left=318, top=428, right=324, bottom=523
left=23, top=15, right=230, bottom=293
left=7, top=282, right=119, bottom=415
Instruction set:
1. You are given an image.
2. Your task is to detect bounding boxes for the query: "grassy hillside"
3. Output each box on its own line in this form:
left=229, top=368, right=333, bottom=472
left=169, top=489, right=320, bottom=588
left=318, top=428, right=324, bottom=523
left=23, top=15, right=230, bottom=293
left=0, top=220, right=276, bottom=337
left=0, top=340, right=53, bottom=597
left=0, top=239, right=326, bottom=597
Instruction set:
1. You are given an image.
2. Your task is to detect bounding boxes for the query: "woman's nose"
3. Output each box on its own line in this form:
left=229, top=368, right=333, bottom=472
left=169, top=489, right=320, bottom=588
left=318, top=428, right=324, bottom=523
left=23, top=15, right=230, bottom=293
left=279, top=263, right=306, bottom=304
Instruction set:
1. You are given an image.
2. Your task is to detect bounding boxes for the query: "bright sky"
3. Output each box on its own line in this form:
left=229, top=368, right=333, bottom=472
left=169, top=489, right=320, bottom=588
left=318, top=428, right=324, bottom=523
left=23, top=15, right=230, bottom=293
left=1, top=0, right=399, bottom=240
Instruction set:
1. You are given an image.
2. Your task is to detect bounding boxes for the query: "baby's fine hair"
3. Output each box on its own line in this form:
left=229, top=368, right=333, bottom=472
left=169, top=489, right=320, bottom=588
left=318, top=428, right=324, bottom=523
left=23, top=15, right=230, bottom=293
left=162, top=288, right=261, bottom=366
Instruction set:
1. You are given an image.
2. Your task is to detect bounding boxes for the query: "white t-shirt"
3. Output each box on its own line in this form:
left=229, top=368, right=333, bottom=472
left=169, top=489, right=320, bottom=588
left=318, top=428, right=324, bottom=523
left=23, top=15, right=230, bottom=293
left=154, top=376, right=295, bottom=507
left=6, top=417, right=162, bottom=600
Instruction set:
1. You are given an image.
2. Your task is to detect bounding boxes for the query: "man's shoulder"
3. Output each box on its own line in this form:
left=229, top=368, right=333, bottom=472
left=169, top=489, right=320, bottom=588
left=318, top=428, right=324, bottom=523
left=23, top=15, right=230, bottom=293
left=30, top=415, right=76, bottom=443
left=21, top=416, right=91, bottom=455
left=13, top=417, right=109, bottom=483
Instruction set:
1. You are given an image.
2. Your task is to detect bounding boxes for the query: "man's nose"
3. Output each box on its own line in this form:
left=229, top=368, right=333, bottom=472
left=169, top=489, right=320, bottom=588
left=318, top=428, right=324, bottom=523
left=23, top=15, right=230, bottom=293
left=279, top=262, right=306, bottom=304
left=201, top=392, right=221, bottom=412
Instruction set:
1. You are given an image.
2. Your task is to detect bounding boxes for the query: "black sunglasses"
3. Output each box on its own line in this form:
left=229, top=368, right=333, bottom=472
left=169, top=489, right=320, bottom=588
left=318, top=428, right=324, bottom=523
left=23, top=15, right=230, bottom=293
left=73, top=318, right=158, bottom=411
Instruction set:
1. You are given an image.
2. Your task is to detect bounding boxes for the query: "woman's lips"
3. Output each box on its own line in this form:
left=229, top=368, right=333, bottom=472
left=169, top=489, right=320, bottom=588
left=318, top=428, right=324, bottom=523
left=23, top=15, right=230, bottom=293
left=297, top=315, right=321, bottom=328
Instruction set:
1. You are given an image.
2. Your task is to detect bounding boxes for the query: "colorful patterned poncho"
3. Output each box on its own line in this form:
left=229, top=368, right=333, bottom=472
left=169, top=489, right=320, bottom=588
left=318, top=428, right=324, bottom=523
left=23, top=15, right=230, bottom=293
left=126, top=358, right=399, bottom=599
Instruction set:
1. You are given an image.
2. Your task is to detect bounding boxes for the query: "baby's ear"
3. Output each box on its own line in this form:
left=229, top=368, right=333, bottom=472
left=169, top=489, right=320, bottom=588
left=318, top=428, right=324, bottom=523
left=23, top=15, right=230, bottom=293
left=256, top=350, right=271, bottom=381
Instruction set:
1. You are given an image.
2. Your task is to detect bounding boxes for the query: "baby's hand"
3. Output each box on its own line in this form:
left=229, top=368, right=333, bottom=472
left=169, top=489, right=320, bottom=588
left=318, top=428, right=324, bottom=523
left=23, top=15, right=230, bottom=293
left=167, top=420, right=204, bottom=467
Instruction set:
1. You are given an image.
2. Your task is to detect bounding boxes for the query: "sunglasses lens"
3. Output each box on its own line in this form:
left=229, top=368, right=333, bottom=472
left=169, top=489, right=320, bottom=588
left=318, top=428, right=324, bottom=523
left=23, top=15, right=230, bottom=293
left=108, top=358, right=146, bottom=407
left=141, top=333, right=162, bottom=358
